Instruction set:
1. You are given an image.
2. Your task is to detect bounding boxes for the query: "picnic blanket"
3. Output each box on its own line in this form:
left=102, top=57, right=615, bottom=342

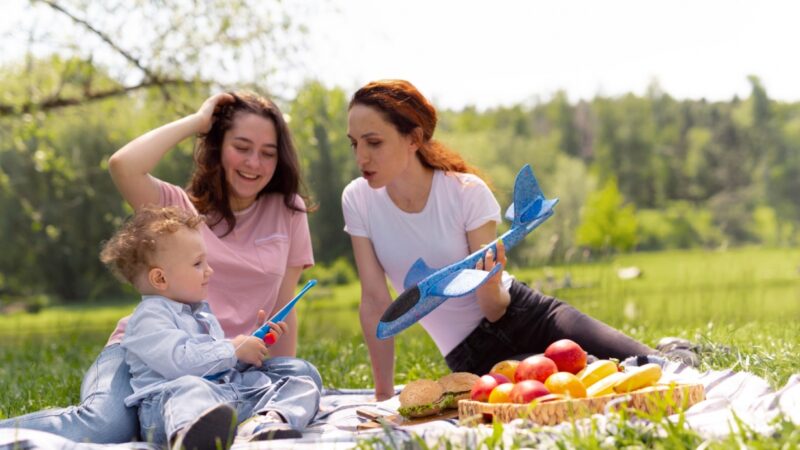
left=2, top=358, right=799, bottom=449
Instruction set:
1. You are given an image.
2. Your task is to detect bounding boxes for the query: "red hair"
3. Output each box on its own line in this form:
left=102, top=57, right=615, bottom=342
left=349, top=80, right=481, bottom=176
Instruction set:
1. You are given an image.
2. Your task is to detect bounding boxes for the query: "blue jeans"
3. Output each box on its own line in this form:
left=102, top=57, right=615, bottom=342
left=139, top=373, right=320, bottom=445
left=0, top=344, right=323, bottom=444
left=0, top=344, right=138, bottom=443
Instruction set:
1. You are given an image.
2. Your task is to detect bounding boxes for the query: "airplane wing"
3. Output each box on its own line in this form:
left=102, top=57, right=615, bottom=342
left=430, top=265, right=503, bottom=298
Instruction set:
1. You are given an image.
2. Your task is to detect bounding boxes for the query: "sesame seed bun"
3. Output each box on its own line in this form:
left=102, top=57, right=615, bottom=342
left=397, top=373, right=480, bottom=418
left=398, top=379, right=446, bottom=418
left=437, top=372, right=480, bottom=402
left=437, top=372, right=480, bottom=394
left=399, top=379, right=444, bottom=408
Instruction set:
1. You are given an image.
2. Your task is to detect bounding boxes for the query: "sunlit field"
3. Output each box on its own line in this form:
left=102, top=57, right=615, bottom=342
left=2, top=247, right=798, bottom=447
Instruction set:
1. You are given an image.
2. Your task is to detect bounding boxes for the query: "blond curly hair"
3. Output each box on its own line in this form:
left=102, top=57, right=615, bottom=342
left=100, top=206, right=204, bottom=284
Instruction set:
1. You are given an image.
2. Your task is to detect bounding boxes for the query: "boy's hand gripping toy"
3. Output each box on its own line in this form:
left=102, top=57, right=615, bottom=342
left=253, top=279, right=317, bottom=345
left=203, top=279, right=316, bottom=380
left=376, top=164, right=558, bottom=339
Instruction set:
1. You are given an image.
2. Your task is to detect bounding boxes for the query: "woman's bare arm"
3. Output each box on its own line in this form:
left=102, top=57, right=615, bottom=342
left=108, top=93, right=233, bottom=210
left=351, top=235, right=396, bottom=401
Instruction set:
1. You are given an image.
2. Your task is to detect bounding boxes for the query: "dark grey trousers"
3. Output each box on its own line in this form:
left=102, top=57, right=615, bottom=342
left=445, top=281, right=656, bottom=375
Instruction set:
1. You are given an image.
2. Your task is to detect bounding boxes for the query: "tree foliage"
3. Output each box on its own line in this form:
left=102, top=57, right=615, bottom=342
left=289, top=81, right=358, bottom=264
left=575, top=178, right=638, bottom=254
left=1, top=0, right=305, bottom=117
left=2, top=4, right=800, bottom=301
left=0, top=0, right=307, bottom=301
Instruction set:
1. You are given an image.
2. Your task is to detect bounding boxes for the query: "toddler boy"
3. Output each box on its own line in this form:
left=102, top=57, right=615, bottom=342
left=101, top=207, right=319, bottom=450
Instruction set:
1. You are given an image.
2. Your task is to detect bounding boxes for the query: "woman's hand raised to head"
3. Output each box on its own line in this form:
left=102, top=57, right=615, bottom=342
left=109, top=92, right=235, bottom=210
left=194, top=93, right=236, bottom=134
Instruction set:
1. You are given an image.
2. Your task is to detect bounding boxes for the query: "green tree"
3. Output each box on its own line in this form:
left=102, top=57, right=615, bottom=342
left=0, top=0, right=306, bottom=301
left=770, top=115, right=800, bottom=226
left=1, top=0, right=305, bottom=117
left=290, top=82, right=356, bottom=264
left=750, top=77, right=800, bottom=226
left=547, top=91, right=581, bottom=157
left=592, top=95, right=658, bottom=207
left=1, top=79, right=215, bottom=299
left=575, top=178, right=637, bottom=254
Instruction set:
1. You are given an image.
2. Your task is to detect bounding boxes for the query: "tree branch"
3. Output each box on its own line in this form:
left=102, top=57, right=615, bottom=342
left=0, top=79, right=188, bottom=117
left=38, top=0, right=156, bottom=80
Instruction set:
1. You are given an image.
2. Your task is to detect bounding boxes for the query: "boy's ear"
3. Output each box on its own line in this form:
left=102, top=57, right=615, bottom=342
left=147, top=267, right=167, bottom=291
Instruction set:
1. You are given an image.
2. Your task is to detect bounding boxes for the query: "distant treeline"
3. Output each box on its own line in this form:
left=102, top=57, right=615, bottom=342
left=435, top=76, right=800, bottom=262
left=1, top=67, right=797, bottom=303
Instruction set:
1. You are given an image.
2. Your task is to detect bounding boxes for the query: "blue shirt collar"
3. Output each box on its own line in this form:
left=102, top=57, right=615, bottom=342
left=141, top=295, right=210, bottom=315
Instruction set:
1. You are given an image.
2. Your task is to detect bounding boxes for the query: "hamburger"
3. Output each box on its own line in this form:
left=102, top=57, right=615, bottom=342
left=397, top=372, right=479, bottom=419
left=437, top=372, right=480, bottom=402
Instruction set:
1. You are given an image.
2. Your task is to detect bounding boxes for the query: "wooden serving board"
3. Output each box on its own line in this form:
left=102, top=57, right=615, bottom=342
left=458, top=382, right=705, bottom=426
left=356, top=408, right=459, bottom=430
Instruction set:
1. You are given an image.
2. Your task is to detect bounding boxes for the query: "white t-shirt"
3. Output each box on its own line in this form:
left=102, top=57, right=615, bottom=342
left=342, top=170, right=509, bottom=355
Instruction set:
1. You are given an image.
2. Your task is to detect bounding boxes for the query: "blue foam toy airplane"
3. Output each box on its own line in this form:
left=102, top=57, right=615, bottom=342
left=376, top=164, right=558, bottom=339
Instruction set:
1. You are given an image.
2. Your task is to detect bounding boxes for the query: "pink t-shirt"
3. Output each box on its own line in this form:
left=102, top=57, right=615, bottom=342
left=107, top=180, right=314, bottom=344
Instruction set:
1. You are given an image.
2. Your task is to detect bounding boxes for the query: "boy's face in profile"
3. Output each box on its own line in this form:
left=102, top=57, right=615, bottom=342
left=150, top=228, right=213, bottom=303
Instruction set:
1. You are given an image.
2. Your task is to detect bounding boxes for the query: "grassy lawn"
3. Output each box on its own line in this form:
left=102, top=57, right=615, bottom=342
left=1, top=246, right=798, bottom=447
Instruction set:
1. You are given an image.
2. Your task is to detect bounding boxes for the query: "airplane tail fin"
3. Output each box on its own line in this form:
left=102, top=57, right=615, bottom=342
left=504, top=164, right=554, bottom=227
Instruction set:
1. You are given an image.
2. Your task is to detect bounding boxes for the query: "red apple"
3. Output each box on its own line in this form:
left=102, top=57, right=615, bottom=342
left=470, top=374, right=500, bottom=402
left=509, top=380, right=550, bottom=404
left=544, top=339, right=587, bottom=374
left=514, top=355, right=558, bottom=383
left=488, top=372, right=511, bottom=385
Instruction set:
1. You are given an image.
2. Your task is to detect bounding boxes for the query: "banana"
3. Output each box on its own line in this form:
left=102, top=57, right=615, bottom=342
left=613, top=363, right=662, bottom=393
left=577, top=360, right=619, bottom=388
left=586, top=371, right=627, bottom=397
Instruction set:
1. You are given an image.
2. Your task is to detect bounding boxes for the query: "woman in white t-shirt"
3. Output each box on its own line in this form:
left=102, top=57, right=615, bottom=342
left=342, top=80, right=658, bottom=401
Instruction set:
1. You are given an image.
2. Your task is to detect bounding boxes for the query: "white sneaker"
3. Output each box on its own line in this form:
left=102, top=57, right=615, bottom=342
left=656, top=337, right=701, bottom=367
left=171, top=404, right=237, bottom=450
left=237, top=411, right=302, bottom=441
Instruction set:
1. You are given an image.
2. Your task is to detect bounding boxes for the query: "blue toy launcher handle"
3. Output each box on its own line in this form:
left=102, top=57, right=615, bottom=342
left=203, top=279, right=317, bottom=381
left=252, top=279, right=317, bottom=339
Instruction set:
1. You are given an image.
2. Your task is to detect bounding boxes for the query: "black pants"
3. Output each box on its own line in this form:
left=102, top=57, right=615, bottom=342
left=445, top=281, right=656, bottom=375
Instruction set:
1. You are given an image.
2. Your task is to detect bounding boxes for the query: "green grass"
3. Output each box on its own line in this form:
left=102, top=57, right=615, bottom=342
left=1, top=247, right=799, bottom=447
left=516, top=247, right=800, bottom=328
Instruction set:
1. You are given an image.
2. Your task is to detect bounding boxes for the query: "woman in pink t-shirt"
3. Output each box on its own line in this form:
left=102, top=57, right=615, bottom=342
left=0, top=92, right=321, bottom=443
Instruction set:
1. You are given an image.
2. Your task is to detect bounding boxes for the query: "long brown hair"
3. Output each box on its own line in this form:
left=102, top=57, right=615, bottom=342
left=188, top=91, right=308, bottom=236
left=348, top=79, right=480, bottom=176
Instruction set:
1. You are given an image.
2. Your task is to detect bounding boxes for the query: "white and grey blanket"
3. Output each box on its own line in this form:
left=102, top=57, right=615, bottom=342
left=2, top=360, right=799, bottom=449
